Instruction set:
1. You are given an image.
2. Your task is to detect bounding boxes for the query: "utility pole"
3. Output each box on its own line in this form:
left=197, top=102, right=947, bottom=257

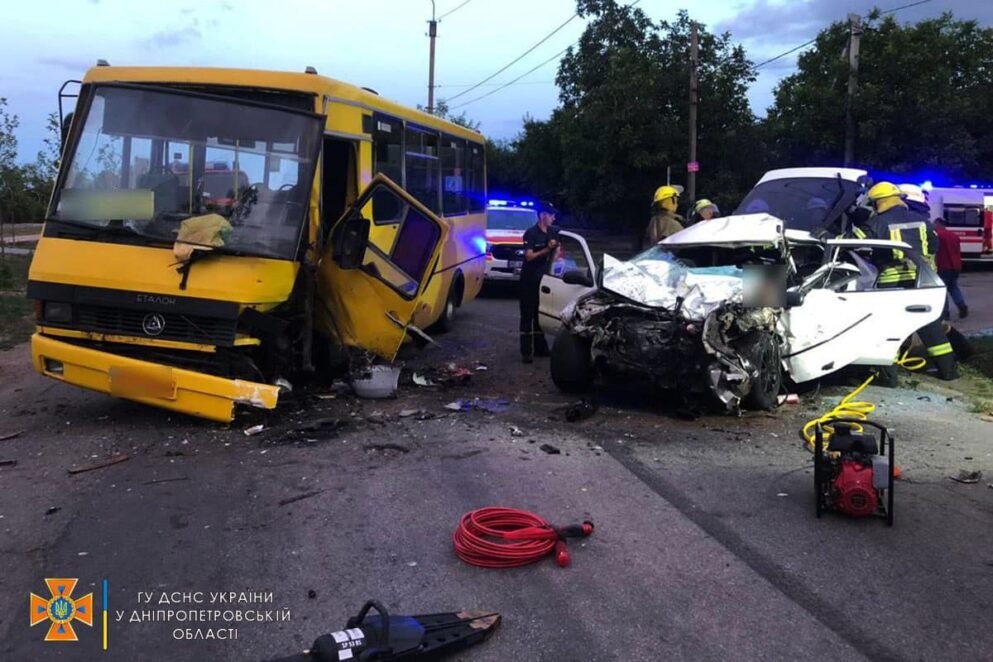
left=686, top=21, right=699, bottom=206
left=844, top=13, right=862, bottom=167
left=427, top=1, right=438, bottom=114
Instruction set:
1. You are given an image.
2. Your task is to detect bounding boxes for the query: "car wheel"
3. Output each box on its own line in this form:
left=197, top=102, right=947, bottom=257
left=550, top=329, right=594, bottom=393
left=743, top=332, right=782, bottom=410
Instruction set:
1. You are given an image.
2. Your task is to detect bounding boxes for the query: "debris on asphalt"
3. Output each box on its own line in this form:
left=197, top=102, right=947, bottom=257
left=412, top=373, right=436, bottom=387
left=949, top=470, right=983, bottom=484
left=67, top=454, right=129, bottom=475
left=364, top=443, right=410, bottom=455
left=0, top=459, right=16, bottom=467
left=475, top=363, right=489, bottom=371
left=307, top=589, right=317, bottom=599
left=143, top=477, right=190, bottom=486
left=290, top=418, right=348, bottom=440
left=438, top=363, right=473, bottom=383
left=243, top=424, right=266, bottom=436
left=45, top=506, right=61, bottom=515
left=351, top=365, right=401, bottom=399
left=406, top=561, right=418, bottom=567
left=777, top=393, right=800, bottom=405
left=539, top=443, right=561, bottom=455
left=565, top=399, right=598, bottom=422
left=509, top=425, right=524, bottom=437
left=777, top=492, right=789, bottom=497
left=917, top=395, right=932, bottom=402
left=444, top=398, right=511, bottom=413
left=278, top=490, right=324, bottom=507
left=0, top=430, right=24, bottom=441
left=399, top=409, right=421, bottom=418
left=275, top=377, right=293, bottom=393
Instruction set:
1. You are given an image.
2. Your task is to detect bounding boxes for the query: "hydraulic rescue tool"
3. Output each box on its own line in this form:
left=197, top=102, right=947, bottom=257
left=813, top=418, right=895, bottom=526
left=270, top=600, right=500, bottom=661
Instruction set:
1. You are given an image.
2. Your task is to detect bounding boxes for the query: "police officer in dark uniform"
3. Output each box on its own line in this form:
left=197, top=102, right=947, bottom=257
left=519, top=201, right=559, bottom=363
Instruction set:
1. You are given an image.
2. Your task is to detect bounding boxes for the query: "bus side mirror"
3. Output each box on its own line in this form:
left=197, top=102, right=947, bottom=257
left=331, top=212, right=370, bottom=270
left=61, top=112, right=74, bottom=149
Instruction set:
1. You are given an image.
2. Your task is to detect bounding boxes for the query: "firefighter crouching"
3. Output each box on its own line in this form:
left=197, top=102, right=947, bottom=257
left=856, top=181, right=956, bottom=380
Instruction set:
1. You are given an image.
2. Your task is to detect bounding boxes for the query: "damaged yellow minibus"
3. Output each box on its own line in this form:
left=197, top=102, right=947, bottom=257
left=28, top=64, right=487, bottom=421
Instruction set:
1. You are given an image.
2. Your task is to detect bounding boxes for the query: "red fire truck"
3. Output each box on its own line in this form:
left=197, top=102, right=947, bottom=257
left=926, top=186, right=993, bottom=260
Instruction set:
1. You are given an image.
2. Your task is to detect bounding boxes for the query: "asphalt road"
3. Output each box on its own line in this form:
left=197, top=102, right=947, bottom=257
left=1, top=284, right=992, bottom=661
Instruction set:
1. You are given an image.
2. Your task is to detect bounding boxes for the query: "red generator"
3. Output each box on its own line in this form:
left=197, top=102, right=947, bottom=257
left=813, top=418, right=895, bottom=526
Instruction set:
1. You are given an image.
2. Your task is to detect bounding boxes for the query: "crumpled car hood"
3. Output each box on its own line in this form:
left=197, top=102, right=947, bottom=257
left=661, top=213, right=784, bottom=247
left=600, top=254, right=744, bottom=322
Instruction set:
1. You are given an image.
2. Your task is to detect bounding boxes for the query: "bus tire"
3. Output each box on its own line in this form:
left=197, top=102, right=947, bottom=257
left=432, top=275, right=463, bottom=333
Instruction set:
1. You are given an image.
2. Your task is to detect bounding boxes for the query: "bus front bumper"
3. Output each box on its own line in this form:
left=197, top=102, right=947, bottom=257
left=31, top=334, right=280, bottom=422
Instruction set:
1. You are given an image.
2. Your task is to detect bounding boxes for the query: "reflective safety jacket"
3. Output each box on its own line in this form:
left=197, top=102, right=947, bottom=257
left=853, top=205, right=937, bottom=286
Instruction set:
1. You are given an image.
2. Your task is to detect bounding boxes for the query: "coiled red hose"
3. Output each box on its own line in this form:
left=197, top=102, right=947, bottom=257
left=453, top=507, right=593, bottom=568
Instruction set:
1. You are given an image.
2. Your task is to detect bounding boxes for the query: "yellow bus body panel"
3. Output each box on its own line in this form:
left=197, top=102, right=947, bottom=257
left=32, top=334, right=278, bottom=423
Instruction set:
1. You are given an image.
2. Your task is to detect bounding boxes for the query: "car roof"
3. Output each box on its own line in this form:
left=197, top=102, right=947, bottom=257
left=757, top=167, right=868, bottom=184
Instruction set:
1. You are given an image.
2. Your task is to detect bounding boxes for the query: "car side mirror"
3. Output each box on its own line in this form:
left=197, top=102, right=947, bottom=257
left=785, top=290, right=804, bottom=308
left=331, top=211, right=370, bottom=270
left=563, top=268, right=594, bottom=287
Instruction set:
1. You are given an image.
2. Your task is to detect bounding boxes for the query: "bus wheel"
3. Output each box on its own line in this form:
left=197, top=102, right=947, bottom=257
left=432, top=277, right=462, bottom=333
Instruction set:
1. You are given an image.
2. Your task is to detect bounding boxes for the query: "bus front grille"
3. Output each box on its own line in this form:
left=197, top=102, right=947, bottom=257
left=74, top=305, right=237, bottom=347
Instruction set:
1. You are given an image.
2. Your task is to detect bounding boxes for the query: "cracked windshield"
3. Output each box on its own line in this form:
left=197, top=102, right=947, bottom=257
left=53, top=85, right=321, bottom=259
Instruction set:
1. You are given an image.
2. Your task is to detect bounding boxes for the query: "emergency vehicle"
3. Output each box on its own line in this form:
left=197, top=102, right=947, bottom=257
left=484, top=199, right=539, bottom=281
left=925, top=185, right=993, bottom=260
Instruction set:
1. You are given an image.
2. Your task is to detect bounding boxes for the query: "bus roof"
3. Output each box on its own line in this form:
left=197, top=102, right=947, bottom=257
left=81, top=65, right=485, bottom=143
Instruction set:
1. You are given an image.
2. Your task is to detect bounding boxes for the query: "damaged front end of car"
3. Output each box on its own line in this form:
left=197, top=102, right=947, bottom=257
left=557, top=215, right=788, bottom=411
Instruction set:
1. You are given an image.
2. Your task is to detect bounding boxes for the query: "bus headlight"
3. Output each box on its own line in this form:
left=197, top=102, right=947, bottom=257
left=43, top=301, right=72, bottom=324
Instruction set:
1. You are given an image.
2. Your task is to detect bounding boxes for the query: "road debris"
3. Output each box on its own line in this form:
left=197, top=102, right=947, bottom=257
left=539, top=443, right=561, bottom=455
left=278, top=490, right=324, bottom=507
left=364, top=443, right=410, bottom=456
left=0, top=430, right=24, bottom=442
left=142, top=477, right=190, bottom=486
left=0, top=459, right=16, bottom=467
left=399, top=409, right=421, bottom=418
left=290, top=417, right=348, bottom=440
left=565, top=399, right=598, bottom=422
left=412, top=373, right=436, bottom=387
left=777, top=393, right=800, bottom=405
left=243, top=424, right=266, bottom=436
left=45, top=506, right=61, bottom=515
left=949, top=470, right=983, bottom=484
left=67, top=454, right=129, bottom=475
left=307, top=589, right=317, bottom=599
left=475, top=363, right=489, bottom=371
left=509, top=426, right=524, bottom=437
left=444, top=398, right=510, bottom=413
left=351, top=365, right=401, bottom=399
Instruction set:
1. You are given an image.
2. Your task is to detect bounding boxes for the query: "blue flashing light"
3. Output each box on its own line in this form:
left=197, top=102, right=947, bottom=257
left=970, top=184, right=978, bottom=189
left=488, top=199, right=508, bottom=206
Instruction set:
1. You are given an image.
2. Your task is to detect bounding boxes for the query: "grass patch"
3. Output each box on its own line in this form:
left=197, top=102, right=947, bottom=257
left=904, top=335, right=993, bottom=415
left=0, top=254, right=34, bottom=350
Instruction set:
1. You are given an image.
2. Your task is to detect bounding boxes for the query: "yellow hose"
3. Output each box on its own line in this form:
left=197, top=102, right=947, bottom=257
left=801, top=351, right=924, bottom=451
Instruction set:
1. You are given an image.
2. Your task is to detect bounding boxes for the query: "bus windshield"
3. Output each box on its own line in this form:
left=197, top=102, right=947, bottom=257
left=51, top=84, right=322, bottom=260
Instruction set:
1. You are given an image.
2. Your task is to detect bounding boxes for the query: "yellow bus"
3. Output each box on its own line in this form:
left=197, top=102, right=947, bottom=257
left=27, top=64, right=487, bottom=422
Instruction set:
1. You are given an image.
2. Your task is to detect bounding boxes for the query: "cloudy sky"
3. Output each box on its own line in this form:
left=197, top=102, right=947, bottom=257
left=0, top=0, right=987, bottom=162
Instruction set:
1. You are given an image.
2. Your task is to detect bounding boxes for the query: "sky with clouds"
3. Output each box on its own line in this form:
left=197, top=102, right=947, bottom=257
left=1, top=0, right=988, bottom=163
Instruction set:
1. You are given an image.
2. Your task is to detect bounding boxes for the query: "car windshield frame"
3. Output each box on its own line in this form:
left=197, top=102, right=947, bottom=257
left=734, top=177, right=861, bottom=233
left=487, top=207, right=538, bottom=230
left=49, top=82, right=324, bottom=261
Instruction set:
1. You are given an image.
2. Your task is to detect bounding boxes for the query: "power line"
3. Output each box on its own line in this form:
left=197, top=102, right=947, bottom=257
left=445, top=12, right=580, bottom=102
left=447, top=0, right=643, bottom=109
left=436, top=80, right=556, bottom=88
left=438, top=0, right=474, bottom=21
left=753, top=0, right=935, bottom=70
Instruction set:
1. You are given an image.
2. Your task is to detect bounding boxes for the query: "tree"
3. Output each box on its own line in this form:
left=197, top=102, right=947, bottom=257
left=508, top=1, right=761, bottom=230
left=767, top=12, right=993, bottom=181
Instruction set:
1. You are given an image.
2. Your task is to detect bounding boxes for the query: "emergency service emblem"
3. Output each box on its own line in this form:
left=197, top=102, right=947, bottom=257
left=142, top=313, right=166, bottom=336
left=29, top=578, right=94, bottom=641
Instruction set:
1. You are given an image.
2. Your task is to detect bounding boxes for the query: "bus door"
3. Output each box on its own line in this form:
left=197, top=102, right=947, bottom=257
left=319, top=174, right=448, bottom=361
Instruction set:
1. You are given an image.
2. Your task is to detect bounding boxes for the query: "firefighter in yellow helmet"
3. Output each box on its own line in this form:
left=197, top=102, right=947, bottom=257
left=855, top=182, right=955, bottom=379
left=643, top=186, right=684, bottom=249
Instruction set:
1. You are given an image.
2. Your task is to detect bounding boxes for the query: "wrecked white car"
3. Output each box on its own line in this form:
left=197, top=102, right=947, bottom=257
left=538, top=169, right=946, bottom=411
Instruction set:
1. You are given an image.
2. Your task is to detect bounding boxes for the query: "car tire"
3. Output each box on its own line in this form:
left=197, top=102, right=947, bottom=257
left=743, top=332, right=782, bottom=410
left=550, top=329, right=594, bottom=393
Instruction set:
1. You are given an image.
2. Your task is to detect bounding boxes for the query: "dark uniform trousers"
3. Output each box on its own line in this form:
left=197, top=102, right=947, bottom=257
left=519, top=276, right=549, bottom=358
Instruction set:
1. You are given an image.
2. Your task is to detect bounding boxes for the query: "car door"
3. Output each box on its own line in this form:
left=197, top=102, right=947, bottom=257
left=538, top=230, right=597, bottom=334
left=782, top=241, right=945, bottom=383
left=317, top=174, right=449, bottom=362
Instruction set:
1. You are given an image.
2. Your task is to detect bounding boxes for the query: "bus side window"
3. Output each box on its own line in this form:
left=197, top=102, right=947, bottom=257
left=372, top=115, right=404, bottom=223
left=405, top=125, right=440, bottom=214
left=465, top=142, right=485, bottom=213
left=441, top=135, right=466, bottom=217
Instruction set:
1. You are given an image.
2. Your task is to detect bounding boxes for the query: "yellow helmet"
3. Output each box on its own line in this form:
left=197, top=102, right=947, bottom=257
left=653, top=186, right=680, bottom=204
left=867, top=181, right=902, bottom=202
